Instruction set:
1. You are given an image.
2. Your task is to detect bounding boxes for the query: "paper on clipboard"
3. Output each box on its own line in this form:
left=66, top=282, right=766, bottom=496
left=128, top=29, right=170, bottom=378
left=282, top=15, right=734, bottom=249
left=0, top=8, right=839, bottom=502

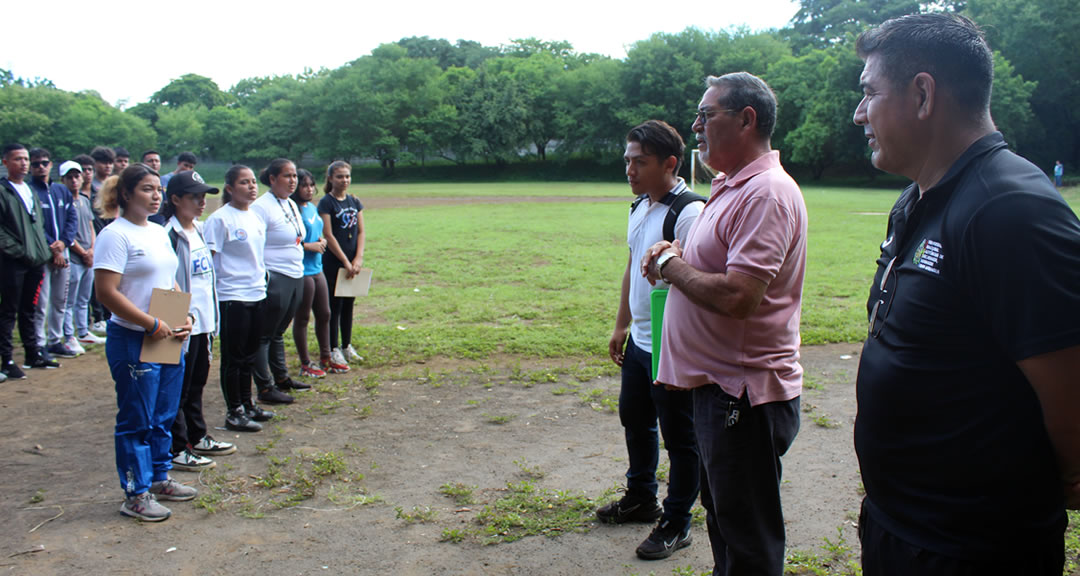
left=140, top=288, right=191, bottom=364
left=335, top=268, right=373, bottom=297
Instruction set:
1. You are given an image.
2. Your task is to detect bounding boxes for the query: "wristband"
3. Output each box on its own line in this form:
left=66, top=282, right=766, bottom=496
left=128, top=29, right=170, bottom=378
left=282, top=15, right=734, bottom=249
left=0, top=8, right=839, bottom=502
left=152, top=318, right=159, bottom=334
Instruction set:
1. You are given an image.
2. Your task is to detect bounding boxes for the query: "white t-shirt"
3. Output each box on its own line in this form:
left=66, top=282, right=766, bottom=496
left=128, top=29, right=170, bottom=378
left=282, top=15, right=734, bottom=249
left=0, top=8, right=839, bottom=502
left=627, top=182, right=703, bottom=352
left=9, top=180, right=34, bottom=214
left=93, top=218, right=179, bottom=332
left=204, top=204, right=267, bottom=302
left=186, top=225, right=217, bottom=335
left=252, top=192, right=305, bottom=279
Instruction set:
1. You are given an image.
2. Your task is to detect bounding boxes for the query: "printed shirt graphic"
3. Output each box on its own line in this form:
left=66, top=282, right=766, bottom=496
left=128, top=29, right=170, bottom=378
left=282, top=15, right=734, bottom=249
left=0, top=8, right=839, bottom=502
left=318, top=194, right=363, bottom=262
left=912, top=238, right=943, bottom=274
left=187, top=227, right=216, bottom=335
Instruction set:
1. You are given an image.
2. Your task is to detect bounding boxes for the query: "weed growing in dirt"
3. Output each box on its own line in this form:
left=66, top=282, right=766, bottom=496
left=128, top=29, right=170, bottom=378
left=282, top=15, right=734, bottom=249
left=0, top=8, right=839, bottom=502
left=578, top=387, right=618, bottom=412
left=439, top=482, right=477, bottom=505
left=483, top=412, right=515, bottom=424
left=440, top=528, right=469, bottom=543
left=690, top=505, right=706, bottom=527
left=395, top=505, right=438, bottom=524
left=550, top=385, right=573, bottom=396
left=1065, top=510, right=1080, bottom=573
left=29, top=489, right=45, bottom=504
left=513, top=457, right=544, bottom=479
left=474, top=480, right=597, bottom=544
left=813, top=414, right=841, bottom=429
left=784, top=526, right=862, bottom=575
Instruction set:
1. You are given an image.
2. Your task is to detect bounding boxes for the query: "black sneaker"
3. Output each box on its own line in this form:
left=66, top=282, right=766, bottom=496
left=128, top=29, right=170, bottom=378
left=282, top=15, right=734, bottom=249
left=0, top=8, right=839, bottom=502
left=245, top=403, right=276, bottom=422
left=23, top=351, right=60, bottom=370
left=257, top=385, right=294, bottom=404
left=277, top=377, right=311, bottom=391
left=225, top=408, right=262, bottom=432
left=636, top=520, right=692, bottom=560
left=2, top=360, right=27, bottom=380
left=596, top=492, right=662, bottom=524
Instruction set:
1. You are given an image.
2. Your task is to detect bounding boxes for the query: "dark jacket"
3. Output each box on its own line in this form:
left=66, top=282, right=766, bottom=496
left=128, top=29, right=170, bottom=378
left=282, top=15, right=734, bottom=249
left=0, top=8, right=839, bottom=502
left=0, top=177, right=50, bottom=267
left=29, top=177, right=78, bottom=248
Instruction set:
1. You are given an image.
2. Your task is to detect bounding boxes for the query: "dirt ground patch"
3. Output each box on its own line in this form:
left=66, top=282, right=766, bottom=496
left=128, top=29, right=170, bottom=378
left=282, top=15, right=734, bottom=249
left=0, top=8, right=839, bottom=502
left=0, top=343, right=863, bottom=575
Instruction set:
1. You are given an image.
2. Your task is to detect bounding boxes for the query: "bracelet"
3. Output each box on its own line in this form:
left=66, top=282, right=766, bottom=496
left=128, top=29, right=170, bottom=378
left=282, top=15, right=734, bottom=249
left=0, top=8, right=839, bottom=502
left=152, top=318, right=160, bottom=334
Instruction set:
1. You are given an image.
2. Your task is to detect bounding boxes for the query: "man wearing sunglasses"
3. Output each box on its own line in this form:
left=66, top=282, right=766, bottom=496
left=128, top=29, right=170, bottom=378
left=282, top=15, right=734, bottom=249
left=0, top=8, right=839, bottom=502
left=0, top=143, right=51, bottom=380
left=852, top=14, right=1080, bottom=576
left=27, top=148, right=76, bottom=367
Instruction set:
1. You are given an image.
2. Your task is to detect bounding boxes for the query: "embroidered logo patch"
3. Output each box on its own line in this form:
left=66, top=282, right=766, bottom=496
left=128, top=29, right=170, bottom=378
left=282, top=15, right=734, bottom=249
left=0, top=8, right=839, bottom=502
left=235, top=228, right=248, bottom=241
left=912, top=238, right=943, bottom=275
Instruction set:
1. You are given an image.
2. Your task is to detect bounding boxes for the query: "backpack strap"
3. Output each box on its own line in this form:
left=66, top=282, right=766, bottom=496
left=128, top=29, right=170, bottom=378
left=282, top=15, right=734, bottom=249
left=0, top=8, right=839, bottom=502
left=630, top=194, right=647, bottom=214
left=662, top=191, right=706, bottom=242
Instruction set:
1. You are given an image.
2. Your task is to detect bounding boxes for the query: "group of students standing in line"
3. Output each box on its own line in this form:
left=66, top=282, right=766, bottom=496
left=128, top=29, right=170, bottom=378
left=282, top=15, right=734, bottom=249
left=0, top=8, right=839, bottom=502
left=48, top=152, right=365, bottom=522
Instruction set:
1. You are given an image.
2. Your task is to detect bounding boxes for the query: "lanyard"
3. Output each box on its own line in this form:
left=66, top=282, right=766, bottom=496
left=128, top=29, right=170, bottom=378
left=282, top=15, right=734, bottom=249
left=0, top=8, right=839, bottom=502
left=277, top=197, right=303, bottom=241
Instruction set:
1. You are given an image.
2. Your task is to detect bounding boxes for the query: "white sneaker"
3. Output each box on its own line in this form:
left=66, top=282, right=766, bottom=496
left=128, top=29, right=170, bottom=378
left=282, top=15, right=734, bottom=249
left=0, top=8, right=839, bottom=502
left=90, top=321, right=108, bottom=335
left=78, top=331, right=106, bottom=345
left=171, top=449, right=215, bottom=472
left=66, top=337, right=87, bottom=356
left=331, top=347, right=348, bottom=367
left=191, top=435, right=237, bottom=456
left=345, top=345, right=363, bottom=363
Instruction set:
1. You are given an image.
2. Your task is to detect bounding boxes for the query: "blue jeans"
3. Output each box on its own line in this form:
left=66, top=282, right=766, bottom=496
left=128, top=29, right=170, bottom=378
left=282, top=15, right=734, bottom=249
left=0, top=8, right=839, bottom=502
left=620, top=335, right=700, bottom=530
left=64, top=256, right=93, bottom=339
left=106, top=323, right=185, bottom=496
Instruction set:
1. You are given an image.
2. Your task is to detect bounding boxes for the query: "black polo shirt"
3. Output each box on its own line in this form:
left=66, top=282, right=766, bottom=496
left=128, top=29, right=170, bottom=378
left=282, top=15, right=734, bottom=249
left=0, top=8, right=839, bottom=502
left=854, top=132, right=1080, bottom=558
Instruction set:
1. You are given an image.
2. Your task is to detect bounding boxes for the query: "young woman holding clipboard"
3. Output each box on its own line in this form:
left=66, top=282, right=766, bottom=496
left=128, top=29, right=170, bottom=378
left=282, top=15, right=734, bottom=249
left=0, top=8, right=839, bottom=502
left=318, top=161, right=365, bottom=368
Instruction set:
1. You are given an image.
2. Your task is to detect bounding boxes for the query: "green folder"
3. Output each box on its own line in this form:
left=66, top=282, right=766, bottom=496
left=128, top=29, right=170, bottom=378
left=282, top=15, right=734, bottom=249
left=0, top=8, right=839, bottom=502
left=649, top=289, right=669, bottom=380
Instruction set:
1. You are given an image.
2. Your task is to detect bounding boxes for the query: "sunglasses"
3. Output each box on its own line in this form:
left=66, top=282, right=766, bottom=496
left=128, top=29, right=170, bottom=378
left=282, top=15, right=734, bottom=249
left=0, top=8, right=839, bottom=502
left=31, top=161, right=51, bottom=168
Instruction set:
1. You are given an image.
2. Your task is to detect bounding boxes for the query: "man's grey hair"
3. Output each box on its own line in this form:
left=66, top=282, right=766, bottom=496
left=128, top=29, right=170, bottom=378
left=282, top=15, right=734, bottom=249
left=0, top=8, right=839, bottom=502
left=705, top=72, right=777, bottom=140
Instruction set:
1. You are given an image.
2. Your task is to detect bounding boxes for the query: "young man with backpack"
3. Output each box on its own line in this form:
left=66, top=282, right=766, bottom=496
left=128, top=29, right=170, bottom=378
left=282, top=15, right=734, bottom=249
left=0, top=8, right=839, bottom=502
left=599, top=120, right=704, bottom=560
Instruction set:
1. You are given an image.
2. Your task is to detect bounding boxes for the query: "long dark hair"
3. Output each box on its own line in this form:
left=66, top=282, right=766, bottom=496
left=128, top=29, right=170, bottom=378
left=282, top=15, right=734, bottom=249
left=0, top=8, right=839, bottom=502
left=324, top=160, right=351, bottom=195
left=259, top=158, right=295, bottom=186
left=222, top=164, right=253, bottom=204
left=290, top=168, right=316, bottom=205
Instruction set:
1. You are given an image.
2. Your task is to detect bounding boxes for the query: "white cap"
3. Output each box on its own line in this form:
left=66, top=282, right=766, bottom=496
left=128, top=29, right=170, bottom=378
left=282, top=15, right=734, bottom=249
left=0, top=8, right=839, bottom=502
left=59, top=160, right=82, bottom=176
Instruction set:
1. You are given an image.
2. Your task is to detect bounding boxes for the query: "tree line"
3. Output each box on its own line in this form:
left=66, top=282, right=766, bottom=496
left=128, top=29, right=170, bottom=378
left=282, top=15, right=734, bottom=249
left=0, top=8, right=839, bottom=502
left=1, top=0, right=1074, bottom=180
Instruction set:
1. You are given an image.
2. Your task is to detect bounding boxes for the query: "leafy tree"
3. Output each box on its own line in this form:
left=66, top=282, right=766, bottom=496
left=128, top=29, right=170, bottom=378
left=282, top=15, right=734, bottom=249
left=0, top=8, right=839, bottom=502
left=154, top=104, right=206, bottom=158
left=151, top=74, right=232, bottom=109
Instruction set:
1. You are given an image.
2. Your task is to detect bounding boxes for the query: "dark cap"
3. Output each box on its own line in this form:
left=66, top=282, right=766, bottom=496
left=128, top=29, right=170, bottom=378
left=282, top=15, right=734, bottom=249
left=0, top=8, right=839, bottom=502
left=166, top=170, right=219, bottom=197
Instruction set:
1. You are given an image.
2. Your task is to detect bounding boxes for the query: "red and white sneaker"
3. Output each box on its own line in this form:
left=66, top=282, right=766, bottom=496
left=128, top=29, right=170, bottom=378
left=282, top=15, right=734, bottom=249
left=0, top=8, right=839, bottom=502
left=300, top=362, right=326, bottom=378
left=320, top=356, right=350, bottom=374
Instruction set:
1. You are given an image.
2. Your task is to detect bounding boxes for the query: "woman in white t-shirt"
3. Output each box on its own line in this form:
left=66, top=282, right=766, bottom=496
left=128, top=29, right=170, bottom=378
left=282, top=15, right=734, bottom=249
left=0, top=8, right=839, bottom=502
left=162, top=170, right=236, bottom=472
left=93, top=164, right=196, bottom=523
left=203, top=165, right=272, bottom=433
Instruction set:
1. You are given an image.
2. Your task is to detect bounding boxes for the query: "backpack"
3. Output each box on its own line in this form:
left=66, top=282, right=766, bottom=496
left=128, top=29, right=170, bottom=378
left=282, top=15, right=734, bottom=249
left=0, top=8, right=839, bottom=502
left=630, top=190, right=707, bottom=242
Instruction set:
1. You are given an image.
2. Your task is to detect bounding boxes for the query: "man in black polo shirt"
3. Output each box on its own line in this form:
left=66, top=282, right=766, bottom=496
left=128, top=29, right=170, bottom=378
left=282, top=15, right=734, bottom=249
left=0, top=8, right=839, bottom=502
left=852, top=13, right=1080, bottom=575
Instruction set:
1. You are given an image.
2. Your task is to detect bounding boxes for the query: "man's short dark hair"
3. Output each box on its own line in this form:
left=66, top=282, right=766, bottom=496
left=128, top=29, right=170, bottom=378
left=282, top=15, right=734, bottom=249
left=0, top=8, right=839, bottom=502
left=29, top=147, right=51, bottom=162
left=90, top=146, right=116, bottom=163
left=73, top=154, right=94, bottom=166
left=2, top=143, right=27, bottom=160
left=141, top=149, right=159, bottom=161
left=113, top=146, right=130, bottom=160
left=857, top=13, right=994, bottom=117
left=705, top=72, right=778, bottom=140
left=626, top=120, right=685, bottom=176
left=178, top=151, right=198, bottom=165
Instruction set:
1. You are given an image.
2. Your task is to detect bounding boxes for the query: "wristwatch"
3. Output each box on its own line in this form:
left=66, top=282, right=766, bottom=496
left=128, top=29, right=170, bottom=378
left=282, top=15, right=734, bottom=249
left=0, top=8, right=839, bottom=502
left=656, top=252, right=678, bottom=282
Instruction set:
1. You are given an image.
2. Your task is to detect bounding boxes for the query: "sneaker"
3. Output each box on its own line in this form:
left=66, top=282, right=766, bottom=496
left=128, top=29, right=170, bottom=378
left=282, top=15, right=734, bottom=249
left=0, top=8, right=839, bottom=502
left=91, top=320, right=108, bottom=335
left=171, top=448, right=215, bottom=472
left=65, top=337, right=87, bottom=355
left=2, top=360, right=26, bottom=380
left=47, top=341, right=78, bottom=359
left=277, top=376, right=311, bottom=391
left=245, top=403, right=276, bottom=422
left=149, top=477, right=198, bottom=501
left=636, top=520, right=692, bottom=560
left=77, top=331, right=106, bottom=345
left=23, top=351, right=60, bottom=370
left=225, top=408, right=262, bottom=432
left=320, top=356, right=350, bottom=374
left=299, top=363, right=326, bottom=379
left=328, top=345, right=345, bottom=367
left=345, top=344, right=363, bottom=363
left=0, top=371, right=6, bottom=383
left=120, top=492, right=171, bottom=522
left=191, top=435, right=237, bottom=456
left=596, top=491, right=662, bottom=524
left=257, top=385, right=294, bottom=405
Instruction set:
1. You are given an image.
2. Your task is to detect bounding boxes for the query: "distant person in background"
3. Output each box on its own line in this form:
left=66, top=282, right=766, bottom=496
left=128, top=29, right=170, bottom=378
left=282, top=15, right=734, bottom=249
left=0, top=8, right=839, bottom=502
left=112, top=147, right=130, bottom=174
left=153, top=152, right=198, bottom=226
left=141, top=150, right=162, bottom=174
left=251, top=158, right=310, bottom=404
left=93, top=163, right=195, bottom=522
left=63, top=155, right=104, bottom=354
left=291, top=168, right=342, bottom=377
left=0, top=143, right=51, bottom=380
left=319, top=161, right=365, bottom=368
left=89, top=146, right=115, bottom=199
left=203, top=165, right=272, bottom=433
left=29, top=153, right=79, bottom=361
left=161, top=171, right=236, bottom=472
left=88, top=146, right=116, bottom=334
left=1054, top=160, right=1064, bottom=187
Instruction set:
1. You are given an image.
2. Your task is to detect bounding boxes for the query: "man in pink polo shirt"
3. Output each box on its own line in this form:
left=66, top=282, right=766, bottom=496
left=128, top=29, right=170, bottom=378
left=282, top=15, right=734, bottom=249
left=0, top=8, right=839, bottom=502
left=642, top=72, right=808, bottom=576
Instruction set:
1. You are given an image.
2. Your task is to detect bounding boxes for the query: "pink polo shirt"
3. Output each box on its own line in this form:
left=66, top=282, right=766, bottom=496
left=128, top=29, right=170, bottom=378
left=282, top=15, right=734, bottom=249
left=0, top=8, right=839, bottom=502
left=655, top=151, right=807, bottom=406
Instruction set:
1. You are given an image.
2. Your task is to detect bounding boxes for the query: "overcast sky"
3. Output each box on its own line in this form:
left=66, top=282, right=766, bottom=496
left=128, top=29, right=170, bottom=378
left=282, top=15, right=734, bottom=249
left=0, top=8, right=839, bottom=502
left=4, top=0, right=801, bottom=107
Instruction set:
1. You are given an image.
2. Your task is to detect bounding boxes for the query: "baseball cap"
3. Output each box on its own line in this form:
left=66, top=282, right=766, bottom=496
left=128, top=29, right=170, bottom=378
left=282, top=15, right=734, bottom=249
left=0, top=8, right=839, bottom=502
left=166, top=170, right=219, bottom=197
left=59, top=160, right=82, bottom=176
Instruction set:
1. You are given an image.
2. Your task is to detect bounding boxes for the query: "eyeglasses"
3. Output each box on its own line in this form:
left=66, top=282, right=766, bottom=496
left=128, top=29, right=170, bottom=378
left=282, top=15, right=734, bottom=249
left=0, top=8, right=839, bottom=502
left=868, top=256, right=898, bottom=338
left=696, top=107, right=739, bottom=125
left=31, top=161, right=51, bottom=168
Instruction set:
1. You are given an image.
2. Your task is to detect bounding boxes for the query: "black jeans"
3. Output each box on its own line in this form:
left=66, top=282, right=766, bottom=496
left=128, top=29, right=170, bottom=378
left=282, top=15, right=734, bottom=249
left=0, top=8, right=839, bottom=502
left=620, top=336, right=700, bottom=530
left=858, top=497, right=1064, bottom=576
left=218, top=300, right=263, bottom=412
left=324, top=262, right=355, bottom=350
left=693, top=385, right=799, bottom=576
left=0, top=256, right=44, bottom=362
left=172, top=333, right=211, bottom=453
left=253, top=272, right=303, bottom=390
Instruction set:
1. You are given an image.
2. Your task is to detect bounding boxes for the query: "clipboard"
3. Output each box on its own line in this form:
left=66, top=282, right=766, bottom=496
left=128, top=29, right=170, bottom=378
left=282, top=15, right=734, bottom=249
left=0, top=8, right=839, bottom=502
left=140, top=288, right=191, bottom=364
left=334, top=268, right=373, bottom=297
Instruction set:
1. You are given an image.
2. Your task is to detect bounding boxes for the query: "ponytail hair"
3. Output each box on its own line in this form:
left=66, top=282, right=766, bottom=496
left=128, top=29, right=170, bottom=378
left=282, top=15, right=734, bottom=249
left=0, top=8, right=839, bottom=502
left=324, top=160, right=351, bottom=195
left=259, top=157, right=295, bottom=186
left=222, top=164, right=253, bottom=204
left=95, top=175, right=121, bottom=219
